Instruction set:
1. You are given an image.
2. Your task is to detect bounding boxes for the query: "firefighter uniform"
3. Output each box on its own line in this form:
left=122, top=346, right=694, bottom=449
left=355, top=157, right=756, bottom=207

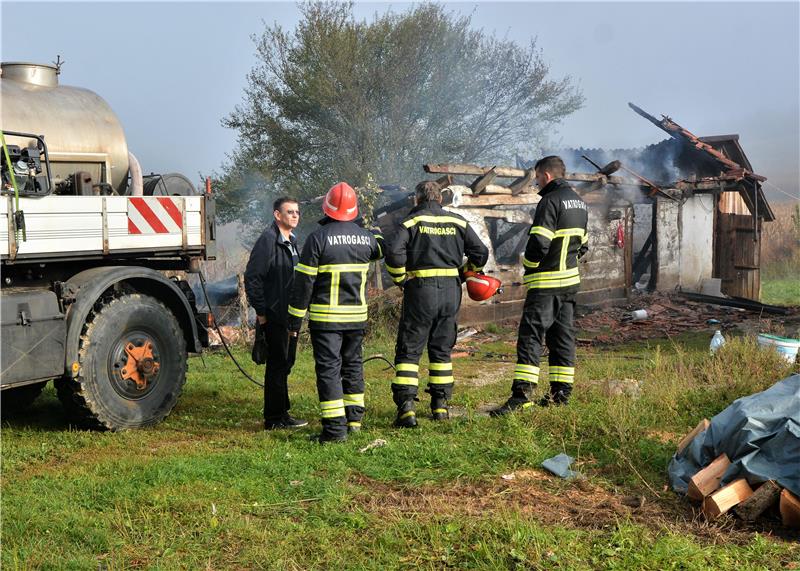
left=287, top=218, right=384, bottom=441
left=492, top=178, right=588, bottom=414
left=386, top=200, right=489, bottom=425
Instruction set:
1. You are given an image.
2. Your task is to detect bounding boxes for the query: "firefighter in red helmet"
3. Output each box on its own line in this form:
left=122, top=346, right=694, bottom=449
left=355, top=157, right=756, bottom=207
left=385, top=180, right=489, bottom=427
left=287, top=182, right=384, bottom=443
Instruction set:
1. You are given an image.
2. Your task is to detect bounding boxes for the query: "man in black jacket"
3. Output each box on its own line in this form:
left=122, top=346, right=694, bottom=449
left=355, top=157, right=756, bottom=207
left=385, top=181, right=489, bottom=427
left=245, top=196, right=308, bottom=430
left=491, top=156, right=589, bottom=415
left=287, top=182, right=384, bottom=443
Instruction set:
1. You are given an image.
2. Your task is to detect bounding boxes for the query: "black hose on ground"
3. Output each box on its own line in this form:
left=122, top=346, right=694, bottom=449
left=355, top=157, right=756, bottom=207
left=198, top=271, right=264, bottom=388
left=197, top=272, right=396, bottom=387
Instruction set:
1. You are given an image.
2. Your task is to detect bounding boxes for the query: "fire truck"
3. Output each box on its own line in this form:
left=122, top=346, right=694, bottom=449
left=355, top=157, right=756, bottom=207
left=1, top=61, right=215, bottom=430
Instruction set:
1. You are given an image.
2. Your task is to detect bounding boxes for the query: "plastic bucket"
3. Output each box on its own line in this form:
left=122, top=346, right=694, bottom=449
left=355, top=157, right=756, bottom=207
left=756, top=334, right=800, bottom=364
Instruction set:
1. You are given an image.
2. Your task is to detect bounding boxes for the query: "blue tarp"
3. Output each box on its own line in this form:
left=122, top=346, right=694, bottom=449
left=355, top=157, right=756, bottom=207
left=668, top=374, right=800, bottom=497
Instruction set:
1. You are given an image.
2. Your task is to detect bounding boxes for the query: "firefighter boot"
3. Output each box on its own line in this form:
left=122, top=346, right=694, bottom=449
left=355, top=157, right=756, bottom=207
left=489, top=380, right=535, bottom=417
left=430, top=396, right=449, bottom=421
left=317, top=417, right=348, bottom=444
left=538, top=382, right=573, bottom=407
left=393, top=400, right=418, bottom=428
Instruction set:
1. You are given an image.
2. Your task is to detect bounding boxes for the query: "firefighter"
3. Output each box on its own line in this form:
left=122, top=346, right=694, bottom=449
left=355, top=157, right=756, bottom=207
left=287, top=182, right=384, bottom=444
left=386, top=181, right=489, bottom=427
left=490, top=156, right=588, bottom=415
left=244, top=196, right=308, bottom=430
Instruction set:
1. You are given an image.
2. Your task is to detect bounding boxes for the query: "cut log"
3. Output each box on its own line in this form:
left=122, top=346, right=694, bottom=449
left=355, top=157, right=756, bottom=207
left=702, top=478, right=754, bottom=520
left=687, top=453, right=731, bottom=501
left=734, top=480, right=781, bottom=522
left=676, top=418, right=710, bottom=455
left=780, top=489, right=800, bottom=528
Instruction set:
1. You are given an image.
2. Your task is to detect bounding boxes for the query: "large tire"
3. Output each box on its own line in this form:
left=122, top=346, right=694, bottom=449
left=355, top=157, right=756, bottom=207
left=1, top=381, right=48, bottom=416
left=55, top=292, right=187, bottom=430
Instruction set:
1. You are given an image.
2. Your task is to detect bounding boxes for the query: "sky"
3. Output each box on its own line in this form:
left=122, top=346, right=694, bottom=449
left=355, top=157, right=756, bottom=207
left=2, top=1, right=798, bottom=202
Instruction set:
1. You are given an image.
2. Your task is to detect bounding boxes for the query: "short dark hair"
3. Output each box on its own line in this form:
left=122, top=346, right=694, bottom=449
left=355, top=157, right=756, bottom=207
left=414, top=180, right=443, bottom=203
left=273, top=196, right=299, bottom=212
left=534, top=155, right=566, bottom=179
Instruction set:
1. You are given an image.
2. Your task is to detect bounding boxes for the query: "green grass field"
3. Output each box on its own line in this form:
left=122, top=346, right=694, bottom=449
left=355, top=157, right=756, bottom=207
left=761, top=252, right=800, bottom=307
left=2, top=329, right=799, bottom=570
left=762, top=277, right=800, bottom=307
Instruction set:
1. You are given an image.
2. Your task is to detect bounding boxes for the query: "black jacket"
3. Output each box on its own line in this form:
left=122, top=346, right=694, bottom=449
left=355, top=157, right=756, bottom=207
left=244, top=221, right=299, bottom=325
left=385, top=201, right=489, bottom=284
left=522, top=178, right=589, bottom=294
left=287, top=218, right=384, bottom=331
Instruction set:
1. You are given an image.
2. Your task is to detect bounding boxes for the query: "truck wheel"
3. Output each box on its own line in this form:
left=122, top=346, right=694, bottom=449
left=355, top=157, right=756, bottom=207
left=56, top=293, right=187, bottom=430
left=1, top=381, right=48, bottom=416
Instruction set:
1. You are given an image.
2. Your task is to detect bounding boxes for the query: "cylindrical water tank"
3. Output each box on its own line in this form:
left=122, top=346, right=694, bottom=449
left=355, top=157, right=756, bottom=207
left=1, top=62, right=130, bottom=194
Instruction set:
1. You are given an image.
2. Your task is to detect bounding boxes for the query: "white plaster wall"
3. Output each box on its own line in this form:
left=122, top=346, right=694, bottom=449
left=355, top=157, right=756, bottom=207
left=656, top=198, right=682, bottom=290
left=679, top=194, right=715, bottom=292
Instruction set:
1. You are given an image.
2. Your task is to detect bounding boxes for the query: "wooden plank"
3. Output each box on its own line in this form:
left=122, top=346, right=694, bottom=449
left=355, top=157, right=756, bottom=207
left=703, top=478, right=754, bottom=520
left=508, top=168, right=534, bottom=196
left=780, top=489, right=800, bottom=528
left=687, top=453, right=731, bottom=501
left=434, top=175, right=453, bottom=190
left=676, top=419, right=710, bottom=455
left=470, top=167, right=497, bottom=196
left=449, top=183, right=534, bottom=197
left=735, top=480, right=781, bottom=522
left=425, top=163, right=526, bottom=178
left=424, top=163, right=643, bottom=187
left=457, top=194, right=541, bottom=207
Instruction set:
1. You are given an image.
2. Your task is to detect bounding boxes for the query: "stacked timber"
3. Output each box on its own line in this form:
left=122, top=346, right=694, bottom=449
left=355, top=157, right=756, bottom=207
left=676, top=421, right=800, bottom=528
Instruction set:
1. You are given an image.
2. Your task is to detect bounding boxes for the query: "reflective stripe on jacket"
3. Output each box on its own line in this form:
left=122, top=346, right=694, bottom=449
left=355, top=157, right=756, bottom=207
left=385, top=201, right=488, bottom=285
left=288, top=218, right=384, bottom=330
left=523, top=179, right=589, bottom=294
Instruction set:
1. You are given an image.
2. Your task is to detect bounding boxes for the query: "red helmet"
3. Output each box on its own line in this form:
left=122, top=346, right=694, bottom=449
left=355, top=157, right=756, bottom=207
left=464, top=271, right=502, bottom=301
left=323, top=182, right=358, bottom=221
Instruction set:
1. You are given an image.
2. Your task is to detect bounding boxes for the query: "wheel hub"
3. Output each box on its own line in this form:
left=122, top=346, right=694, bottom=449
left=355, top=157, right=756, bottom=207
left=121, top=341, right=160, bottom=389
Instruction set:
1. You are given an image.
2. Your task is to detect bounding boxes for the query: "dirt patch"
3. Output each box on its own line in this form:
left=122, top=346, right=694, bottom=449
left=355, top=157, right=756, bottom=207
left=645, top=430, right=679, bottom=445
left=348, top=472, right=799, bottom=544
left=458, top=361, right=513, bottom=388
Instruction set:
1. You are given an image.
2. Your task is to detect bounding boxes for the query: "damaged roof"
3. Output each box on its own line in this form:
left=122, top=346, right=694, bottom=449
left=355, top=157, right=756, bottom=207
left=629, top=104, right=774, bottom=221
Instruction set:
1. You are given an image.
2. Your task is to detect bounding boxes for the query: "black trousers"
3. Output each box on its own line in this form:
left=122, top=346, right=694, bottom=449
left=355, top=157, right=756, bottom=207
left=263, top=321, right=292, bottom=421
left=511, top=291, right=576, bottom=399
left=310, top=329, right=366, bottom=437
left=393, top=277, right=461, bottom=406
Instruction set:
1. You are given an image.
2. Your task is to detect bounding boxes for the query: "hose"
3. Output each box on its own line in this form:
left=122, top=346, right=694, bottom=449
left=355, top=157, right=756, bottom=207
left=198, top=271, right=264, bottom=388
left=197, top=272, right=395, bottom=387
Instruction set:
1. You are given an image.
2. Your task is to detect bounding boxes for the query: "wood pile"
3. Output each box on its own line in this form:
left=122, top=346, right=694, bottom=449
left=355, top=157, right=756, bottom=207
left=676, top=419, right=800, bottom=528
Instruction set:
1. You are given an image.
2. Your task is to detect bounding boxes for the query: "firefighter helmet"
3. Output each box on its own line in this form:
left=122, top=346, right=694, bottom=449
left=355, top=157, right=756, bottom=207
left=323, top=182, right=359, bottom=221
left=464, top=271, right=502, bottom=301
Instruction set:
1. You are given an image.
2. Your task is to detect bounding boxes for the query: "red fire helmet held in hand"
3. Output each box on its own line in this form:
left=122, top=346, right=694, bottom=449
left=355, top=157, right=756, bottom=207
left=323, top=182, right=359, bottom=221
left=464, top=271, right=502, bottom=301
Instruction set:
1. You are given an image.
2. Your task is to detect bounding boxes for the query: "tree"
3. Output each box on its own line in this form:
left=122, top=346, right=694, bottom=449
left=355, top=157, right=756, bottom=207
left=214, top=2, right=583, bottom=229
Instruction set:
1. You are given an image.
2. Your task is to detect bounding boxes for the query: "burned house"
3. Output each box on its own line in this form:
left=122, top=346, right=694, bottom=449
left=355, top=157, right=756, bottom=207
left=374, top=104, right=774, bottom=323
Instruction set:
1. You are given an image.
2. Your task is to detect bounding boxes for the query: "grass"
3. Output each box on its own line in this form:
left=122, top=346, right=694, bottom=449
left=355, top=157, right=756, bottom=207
left=2, top=330, right=799, bottom=569
left=760, top=202, right=800, bottom=307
